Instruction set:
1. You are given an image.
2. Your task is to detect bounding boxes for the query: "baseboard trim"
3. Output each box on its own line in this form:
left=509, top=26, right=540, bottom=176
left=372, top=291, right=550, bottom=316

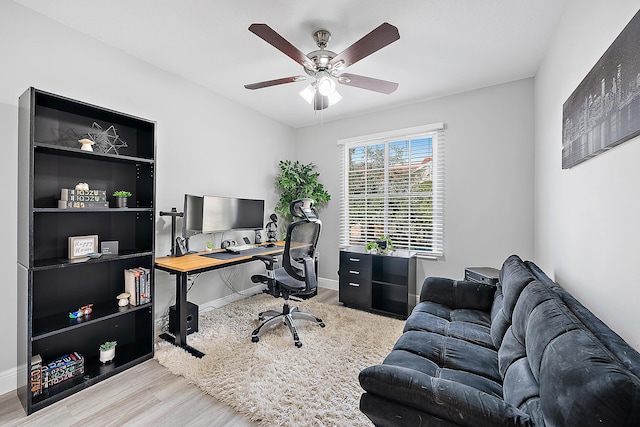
left=198, top=284, right=265, bottom=313
left=0, top=365, right=17, bottom=395
left=319, top=277, right=338, bottom=291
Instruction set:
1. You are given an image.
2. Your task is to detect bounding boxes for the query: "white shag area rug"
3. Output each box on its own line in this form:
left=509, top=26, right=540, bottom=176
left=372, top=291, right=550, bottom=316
left=155, top=293, right=404, bottom=427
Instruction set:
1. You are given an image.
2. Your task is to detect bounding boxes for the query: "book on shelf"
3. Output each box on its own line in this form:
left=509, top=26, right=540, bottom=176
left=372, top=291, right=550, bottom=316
left=30, top=354, right=42, bottom=397
left=124, top=267, right=152, bottom=306
left=60, top=188, right=107, bottom=200
left=137, top=267, right=151, bottom=304
left=40, top=352, right=84, bottom=390
left=58, top=200, right=109, bottom=209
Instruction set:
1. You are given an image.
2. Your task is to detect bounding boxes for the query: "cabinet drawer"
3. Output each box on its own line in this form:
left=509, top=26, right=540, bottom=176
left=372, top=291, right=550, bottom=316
left=339, top=277, right=371, bottom=309
left=340, top=251, right=371, bottom=272
left=338, top=265, right=372, bottom=282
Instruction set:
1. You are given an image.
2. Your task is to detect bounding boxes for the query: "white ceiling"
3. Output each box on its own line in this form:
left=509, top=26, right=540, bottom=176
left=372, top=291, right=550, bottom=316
left=15, top=0, right=566, bottom=129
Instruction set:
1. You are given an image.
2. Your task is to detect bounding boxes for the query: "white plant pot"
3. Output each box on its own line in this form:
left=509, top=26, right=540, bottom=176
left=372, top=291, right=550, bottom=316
left=99, top=348, right=116, bottom=364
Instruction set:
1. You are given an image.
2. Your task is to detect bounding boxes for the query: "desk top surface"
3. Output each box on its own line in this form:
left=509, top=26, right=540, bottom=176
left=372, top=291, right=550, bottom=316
left=155, top=242, right=284, bottom=273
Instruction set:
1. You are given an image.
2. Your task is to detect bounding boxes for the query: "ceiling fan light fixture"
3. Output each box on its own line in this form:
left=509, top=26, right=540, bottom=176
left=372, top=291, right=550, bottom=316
left=299, top=83, right=342, bottom=107
left=299, top=84, right=316, bottom=104
left=316, top=70, right=336, bottom=96
left=327, top=90, right=342, bottom=106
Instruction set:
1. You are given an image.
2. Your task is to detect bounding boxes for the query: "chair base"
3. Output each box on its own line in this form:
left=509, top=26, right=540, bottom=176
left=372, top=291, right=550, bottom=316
left=251, top=301, right=325, bottom=348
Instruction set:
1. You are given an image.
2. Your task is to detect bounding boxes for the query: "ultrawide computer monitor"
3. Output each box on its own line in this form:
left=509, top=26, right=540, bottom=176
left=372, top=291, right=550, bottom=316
left=202, top=195, right=264, bottom=234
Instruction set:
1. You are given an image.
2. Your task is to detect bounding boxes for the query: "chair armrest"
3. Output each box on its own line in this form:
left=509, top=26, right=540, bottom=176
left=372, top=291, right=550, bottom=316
left=419, top=277, right=496, bottom=311
left=359, top=365, right=532, bottom=427
left=302, top=256, right=317, bottom=289
left=253, top=254, right=279, bottom=269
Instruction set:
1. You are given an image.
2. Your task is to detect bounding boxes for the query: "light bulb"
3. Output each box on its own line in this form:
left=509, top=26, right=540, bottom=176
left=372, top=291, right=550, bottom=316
left=316, top=71, right=336, bottom=96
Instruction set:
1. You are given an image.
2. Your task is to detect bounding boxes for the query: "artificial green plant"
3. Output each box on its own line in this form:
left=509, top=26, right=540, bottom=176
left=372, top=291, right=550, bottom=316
left=275, top=160, right=330, bottom=232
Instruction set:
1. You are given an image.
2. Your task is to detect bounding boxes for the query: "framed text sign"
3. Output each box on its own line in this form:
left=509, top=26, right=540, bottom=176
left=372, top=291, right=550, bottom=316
left=68, top=235, right=98, bottom=259
left=562, top=9, right=640, bottom=169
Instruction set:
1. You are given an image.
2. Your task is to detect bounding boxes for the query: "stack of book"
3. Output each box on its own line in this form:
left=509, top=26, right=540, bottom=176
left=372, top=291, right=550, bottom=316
left=32, top=352, right=85, bottom=394
left=58, top=188, right=108, bottom=209
left=124, top=267, right=152, bottom=305
left=30, top=355, right=43, bottom=397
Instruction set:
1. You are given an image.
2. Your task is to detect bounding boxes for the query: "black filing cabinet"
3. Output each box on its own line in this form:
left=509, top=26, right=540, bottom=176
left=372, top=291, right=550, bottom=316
left=339, top=248, right=416, bottom=319
left=338, top=250, right=372, bottom=310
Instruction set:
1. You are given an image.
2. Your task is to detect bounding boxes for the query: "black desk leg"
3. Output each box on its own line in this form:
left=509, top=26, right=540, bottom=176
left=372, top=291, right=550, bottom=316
left=159, top=272, right=205, bottom=358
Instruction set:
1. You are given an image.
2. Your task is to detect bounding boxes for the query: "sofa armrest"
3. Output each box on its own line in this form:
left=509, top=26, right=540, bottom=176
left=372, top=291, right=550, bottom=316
left=420, top=277, right=496, bottom=311
left=359, top=364, right=533, bottom=427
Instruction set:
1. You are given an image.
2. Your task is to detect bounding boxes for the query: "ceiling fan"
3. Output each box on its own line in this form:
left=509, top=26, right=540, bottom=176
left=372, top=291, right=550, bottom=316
left=244, top=22, right=400, bottom=110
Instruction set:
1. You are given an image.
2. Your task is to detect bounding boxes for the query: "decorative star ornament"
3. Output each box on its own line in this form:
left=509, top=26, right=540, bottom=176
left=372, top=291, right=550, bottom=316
left=87, top=122, right=128, bottom=154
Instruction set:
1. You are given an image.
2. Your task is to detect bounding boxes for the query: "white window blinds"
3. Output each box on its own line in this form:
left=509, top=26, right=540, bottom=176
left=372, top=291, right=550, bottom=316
left=338, top=124, right=445, bottom=257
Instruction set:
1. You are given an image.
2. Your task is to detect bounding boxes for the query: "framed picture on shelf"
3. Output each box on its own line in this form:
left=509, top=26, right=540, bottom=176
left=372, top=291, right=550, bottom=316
left=68, top=235, right=98, bottom=259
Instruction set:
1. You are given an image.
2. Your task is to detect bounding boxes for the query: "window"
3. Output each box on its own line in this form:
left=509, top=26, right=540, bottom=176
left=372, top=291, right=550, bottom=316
left=338, top=123, right=445, bottom=257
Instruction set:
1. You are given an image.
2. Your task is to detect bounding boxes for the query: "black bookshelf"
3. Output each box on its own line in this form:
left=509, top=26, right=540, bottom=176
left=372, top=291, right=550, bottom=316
left=17, top=88, right=156, bottom=414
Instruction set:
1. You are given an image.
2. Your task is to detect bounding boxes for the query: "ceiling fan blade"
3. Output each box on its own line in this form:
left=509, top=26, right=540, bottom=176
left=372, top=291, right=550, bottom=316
left=244, top=76, right=308, bottom=90
left=313, top=91, right=329, bottom=111
left=329, top=23, right=399, bottom=69
left=249, top=23, right=315, bottom=70
left=338, top=73, right=399, bottom=94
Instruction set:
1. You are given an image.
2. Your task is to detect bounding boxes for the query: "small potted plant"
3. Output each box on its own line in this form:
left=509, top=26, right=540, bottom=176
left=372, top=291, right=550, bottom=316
left=366, top=235, right=394, bottom=255
left=99, top=341, right=117, bottom=364
left=365, top=241, right=379, bottom=254
left=205, top=241, right=214, bottom=252
left=377, top=235, right=394, bottom=255
left=113, top=190, right=132, bottom=208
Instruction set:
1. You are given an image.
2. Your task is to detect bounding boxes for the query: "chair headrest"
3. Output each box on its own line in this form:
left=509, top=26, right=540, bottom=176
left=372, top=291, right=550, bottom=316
left=290, top=198, right=318, bottom=221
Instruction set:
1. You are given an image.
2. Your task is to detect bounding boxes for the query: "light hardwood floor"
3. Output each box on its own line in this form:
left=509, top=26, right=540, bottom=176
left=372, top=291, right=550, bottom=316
left=0, top=289, right=340, bottom=427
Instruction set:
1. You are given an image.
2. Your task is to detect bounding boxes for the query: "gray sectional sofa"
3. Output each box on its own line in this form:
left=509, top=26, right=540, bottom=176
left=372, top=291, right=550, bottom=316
left=359, top=255, right=640, bottom=426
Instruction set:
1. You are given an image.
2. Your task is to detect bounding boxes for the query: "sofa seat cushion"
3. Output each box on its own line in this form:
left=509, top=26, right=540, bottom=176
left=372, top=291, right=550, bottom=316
left=390, top=330, right=501, bottom=383
left=406, top=301, right=494, bottom=349
left=384, top=349, right=503, bottom=398
left=359, top=364, right=534, bottom=427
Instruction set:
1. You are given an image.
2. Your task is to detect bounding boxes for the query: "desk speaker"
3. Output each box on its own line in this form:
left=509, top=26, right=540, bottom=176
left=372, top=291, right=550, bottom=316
left=169, top=302, right=199, bottom=336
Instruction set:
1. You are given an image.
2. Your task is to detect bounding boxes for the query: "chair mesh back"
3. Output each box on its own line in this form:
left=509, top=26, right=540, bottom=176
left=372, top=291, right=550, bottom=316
left=284, top=219, right=321, bottom=282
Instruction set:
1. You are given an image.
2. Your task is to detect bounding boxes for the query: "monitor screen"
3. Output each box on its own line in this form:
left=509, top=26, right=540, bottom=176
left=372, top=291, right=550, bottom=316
left=202, top=196, right=264, bottom=233
left=182, top=194, right=204, bottom=238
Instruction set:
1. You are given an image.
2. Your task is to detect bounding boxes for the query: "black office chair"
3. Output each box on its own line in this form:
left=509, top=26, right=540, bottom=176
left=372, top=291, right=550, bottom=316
left=251, top=198, right=325, bottom=347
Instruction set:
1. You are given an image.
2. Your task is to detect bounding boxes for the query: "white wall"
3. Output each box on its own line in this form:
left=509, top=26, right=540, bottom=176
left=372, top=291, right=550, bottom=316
left=295, top=79, right=535, bottom=288
left=535, top=1, right=640, bottom=350
left=1, top=1, right=295, bottom=394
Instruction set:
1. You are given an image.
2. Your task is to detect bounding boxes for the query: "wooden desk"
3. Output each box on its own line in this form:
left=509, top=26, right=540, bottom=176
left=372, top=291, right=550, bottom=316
left=155, top=243, right=284, bottom=357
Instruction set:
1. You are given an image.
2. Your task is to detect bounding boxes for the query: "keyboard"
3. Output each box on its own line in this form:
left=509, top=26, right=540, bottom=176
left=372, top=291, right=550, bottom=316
left=225, top=244, right=256, bottom=253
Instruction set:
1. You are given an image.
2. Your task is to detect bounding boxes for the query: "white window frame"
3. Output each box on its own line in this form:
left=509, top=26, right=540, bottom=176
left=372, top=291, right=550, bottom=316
left=338, top=123, right=445, bottom=258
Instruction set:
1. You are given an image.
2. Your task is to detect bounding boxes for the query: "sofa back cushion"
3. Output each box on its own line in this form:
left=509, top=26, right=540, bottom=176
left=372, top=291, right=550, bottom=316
left=490, top=255, right=536, bottom=348
left=500, top=279, right=640, bottom=426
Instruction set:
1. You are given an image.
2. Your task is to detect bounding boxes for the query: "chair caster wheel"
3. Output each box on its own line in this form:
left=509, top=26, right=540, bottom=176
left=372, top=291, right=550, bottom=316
left=319, top=322, right=325, bottom=328
left=252, top=336, right=259, bottom=343
left=258, top=316, right=265, bottom=321
left=295, top=341, right=302, bottom=348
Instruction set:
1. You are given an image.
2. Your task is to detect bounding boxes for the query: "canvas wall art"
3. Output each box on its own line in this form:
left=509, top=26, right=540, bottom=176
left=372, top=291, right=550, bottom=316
left=562, top=9, right=640, bottom=169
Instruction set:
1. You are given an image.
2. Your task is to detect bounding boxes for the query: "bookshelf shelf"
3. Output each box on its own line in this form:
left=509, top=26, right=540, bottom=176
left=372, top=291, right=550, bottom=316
left=34, top=142, right=155, bottom=164
left=17, top=87, right=156, bottom=415
left=31, top=250, right=153, bottom=271
left=32, top=302, right=153, bottom=340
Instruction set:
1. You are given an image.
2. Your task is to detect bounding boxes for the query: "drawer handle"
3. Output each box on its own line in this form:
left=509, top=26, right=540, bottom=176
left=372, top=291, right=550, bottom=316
left=348, top=282, right=360, bottom=287
left=349, top=270, right=360, bottom=275
left=349, top=258, right=360, bottom=262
